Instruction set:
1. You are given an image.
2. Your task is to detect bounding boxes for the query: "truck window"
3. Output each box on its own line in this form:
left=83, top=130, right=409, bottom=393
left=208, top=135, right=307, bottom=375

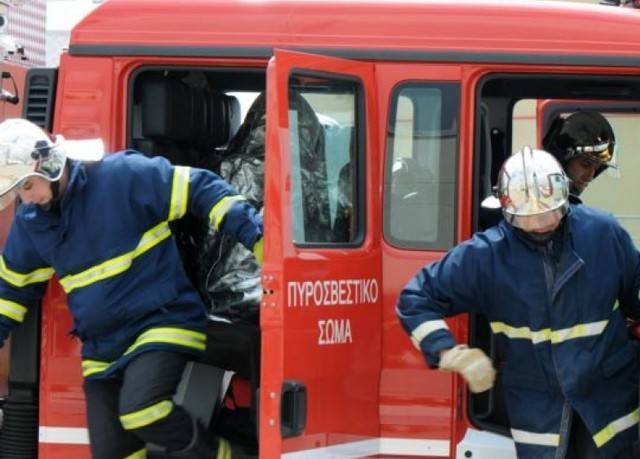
left=384, top=83, right=459, bottom=250
left=288, top=75, right=361, bottom=245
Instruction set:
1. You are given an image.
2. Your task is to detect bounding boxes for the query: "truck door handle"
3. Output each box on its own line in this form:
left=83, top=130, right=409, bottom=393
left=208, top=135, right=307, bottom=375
left=281, top=380, right=306, bottom=438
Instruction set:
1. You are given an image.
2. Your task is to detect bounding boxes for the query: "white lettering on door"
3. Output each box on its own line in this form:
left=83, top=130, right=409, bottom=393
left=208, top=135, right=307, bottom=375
left=287, top=278, right=379, bottom=307
left=318, top=319, right=353, bottom=345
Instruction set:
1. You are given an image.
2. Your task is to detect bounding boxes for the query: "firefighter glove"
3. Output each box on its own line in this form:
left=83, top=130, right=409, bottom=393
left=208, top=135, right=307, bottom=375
left=439, top=344, right=496, bottom=393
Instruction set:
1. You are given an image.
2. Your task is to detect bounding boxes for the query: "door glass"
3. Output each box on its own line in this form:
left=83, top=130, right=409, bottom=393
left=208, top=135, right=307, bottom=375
left=384, top=83, right=460, bottom=250
left=288, top=76, right=361, bottom=245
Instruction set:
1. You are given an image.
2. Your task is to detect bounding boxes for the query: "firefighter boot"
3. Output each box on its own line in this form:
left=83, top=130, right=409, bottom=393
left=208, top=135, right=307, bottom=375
left=165, top=417, right=235, bottom=459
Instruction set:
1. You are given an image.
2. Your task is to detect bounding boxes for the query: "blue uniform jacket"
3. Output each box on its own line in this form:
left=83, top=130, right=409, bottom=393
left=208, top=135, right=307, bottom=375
left=0, top=151, right=263, bottom=379
left=397, top=205, right=640, bottom=459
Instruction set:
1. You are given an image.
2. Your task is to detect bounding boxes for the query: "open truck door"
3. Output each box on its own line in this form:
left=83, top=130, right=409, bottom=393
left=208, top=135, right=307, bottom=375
left=261, top=50, right=382, bottom=458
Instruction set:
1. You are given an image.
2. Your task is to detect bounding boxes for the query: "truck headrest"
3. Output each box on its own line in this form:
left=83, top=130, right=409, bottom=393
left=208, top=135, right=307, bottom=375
left=141, top=77, right=240, bottom=149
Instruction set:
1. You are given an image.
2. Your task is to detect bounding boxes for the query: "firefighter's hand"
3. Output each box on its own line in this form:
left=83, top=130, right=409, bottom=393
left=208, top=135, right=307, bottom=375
left=253, top=237, right=263, bottom=265
left=439, top=345, right=496, bottom=393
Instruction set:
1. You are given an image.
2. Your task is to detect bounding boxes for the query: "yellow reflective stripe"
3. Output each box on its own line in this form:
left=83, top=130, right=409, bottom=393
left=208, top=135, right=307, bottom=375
left=510, top=428, right=560, bottom=447
left=0, top=299, right=28, bottom=323
left=593, top=408, right=640, bottom=448
left=81, top=359, right=111, bottom=378
left=550, top=320, right=607, bottom=343
left=491, top=319, right=609, bottom=344
left=491, top=322, right=552, bottom=344
left=209, top=195, right=246, bottom=230
left=81, top=328, right=205, bottom=378
left=169, top=166, right=190, bottom=221
left=217, top=437, right=232, bottom=459
left=0, top=256, right=54, bottom=288
left=123, top=327, right=206, bottom=355
left=124, top=448, right=147, bottom=459
left=59, top=222, right=172, bottom=293
left=120, top=399, right=173, bottom=430
left=411, top=320, right=449, bottom=349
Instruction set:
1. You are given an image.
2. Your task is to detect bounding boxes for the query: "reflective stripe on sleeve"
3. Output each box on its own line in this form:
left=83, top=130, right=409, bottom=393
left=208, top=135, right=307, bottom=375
left=209, top=195, right=246, bottom=230
left=593, top=408, right=640, bottom=448
left=168, top=166, right=190, bottom=221
left=59, top=222, right=172, bottom=293
left=410, top=320, right=449, bottom=349
left=120, top=400, right=173, bottom=430
left=0, top=299, right=28, bottom=323
left=510, top=428, right=560, bottom=447
left=0, top=256, right=54, bottom=287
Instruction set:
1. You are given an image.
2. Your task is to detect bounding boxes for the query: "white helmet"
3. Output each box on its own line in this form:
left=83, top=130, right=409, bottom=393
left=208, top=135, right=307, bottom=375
left=497, top=146, right=569, bottom=233
left=0, top=118, right=104, bottom=211
left=0, top=119, right=66, bottom=210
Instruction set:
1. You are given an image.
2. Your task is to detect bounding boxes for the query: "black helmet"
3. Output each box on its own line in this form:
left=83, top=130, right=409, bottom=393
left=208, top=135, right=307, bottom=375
left=543, top=110, right=615, bottom=178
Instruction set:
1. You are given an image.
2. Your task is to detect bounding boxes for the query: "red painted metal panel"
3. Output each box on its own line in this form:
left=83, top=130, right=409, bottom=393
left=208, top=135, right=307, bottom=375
left=39, top=443, right=90, bottom=459
left=375, top=63, right=465, bottom=452
left=70, top=0, right=640, bottom=59
left=39, top=281, right=89, bottom=458
left=261, top=49, right=381, bottom=456
left=37, top=54, right=116, bottom=458
left=54, top=54, right=116, bottom=143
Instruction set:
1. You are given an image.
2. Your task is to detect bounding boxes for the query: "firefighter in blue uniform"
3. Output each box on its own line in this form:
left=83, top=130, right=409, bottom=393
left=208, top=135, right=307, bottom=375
left=0, top=119, right=263, bottom=458
left=397, top=147, right=640, bottom=459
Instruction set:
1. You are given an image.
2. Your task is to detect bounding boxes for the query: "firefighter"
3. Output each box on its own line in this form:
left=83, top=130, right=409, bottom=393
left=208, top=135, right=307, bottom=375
left=600, top=0, right=640, bottom=8
left=543, top=110, right=616, bottom=204
left=0, top=119, right=263, bottom=458
left=397, top=146, right=640, bottom=459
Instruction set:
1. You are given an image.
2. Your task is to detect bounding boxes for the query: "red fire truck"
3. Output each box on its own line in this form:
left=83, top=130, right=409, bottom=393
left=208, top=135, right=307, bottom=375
left=3, top=0, right=640, bottom=457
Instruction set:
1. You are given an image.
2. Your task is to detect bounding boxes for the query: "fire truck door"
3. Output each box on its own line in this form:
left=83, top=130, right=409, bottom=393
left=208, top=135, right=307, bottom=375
left=260, top=49, right=382, bottom=458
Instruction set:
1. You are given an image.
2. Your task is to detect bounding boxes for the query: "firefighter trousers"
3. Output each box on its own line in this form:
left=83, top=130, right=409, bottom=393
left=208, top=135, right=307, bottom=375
left=83, top=350, right=194, bottom=459
left=565, top=411, right=639, bottom=459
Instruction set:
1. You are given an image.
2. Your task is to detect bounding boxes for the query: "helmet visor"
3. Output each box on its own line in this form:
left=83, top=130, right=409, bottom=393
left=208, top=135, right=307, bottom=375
left=0, top=161, right=36, bottom=209
left=574, top=141, right=613, bottom=165
left=0, top=147, right=62, bottom=211
left=0, top=162, right=35, bottom=191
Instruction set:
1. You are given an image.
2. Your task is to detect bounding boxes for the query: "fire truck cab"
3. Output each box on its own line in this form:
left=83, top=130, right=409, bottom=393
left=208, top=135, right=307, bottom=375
left=3, top=0, right=640, bottom=458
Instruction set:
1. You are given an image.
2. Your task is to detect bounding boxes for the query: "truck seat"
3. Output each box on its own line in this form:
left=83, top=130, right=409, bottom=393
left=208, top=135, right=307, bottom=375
left=136, top=75, right=241, bottom=169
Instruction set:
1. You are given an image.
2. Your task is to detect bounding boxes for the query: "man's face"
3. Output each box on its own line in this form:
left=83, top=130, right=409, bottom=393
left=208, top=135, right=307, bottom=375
left=18, top=176, right=53, bottom=206
left=565, top=156, right=601, bottom=196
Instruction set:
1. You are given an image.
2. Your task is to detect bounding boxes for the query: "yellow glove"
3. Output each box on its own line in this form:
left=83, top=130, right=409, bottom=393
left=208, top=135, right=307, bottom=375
left=253, top=238, right=263, bottom=266
left=439, top=345, right=496, bottom=393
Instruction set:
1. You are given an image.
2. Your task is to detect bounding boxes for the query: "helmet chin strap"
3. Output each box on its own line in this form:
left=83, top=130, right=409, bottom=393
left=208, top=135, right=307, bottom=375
left=51, top=180, right=61, bottom=200
left=522, top=230, right=556, bottom=246
left=569, top=181, right=582, bottom=197
left=43, top=174, right=64, bottom=213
